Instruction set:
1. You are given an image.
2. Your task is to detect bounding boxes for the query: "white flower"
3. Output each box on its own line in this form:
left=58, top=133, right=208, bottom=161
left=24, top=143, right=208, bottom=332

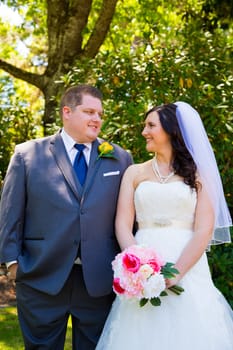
left=138, top=264, right=154, bottom=280
left=143, top=274, right=166, bottom=299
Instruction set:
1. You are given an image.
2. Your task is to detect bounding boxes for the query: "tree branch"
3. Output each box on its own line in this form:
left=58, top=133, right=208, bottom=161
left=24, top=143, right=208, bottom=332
left=82, top=0, right=118, bottom=58
left=0, top=59, right=45, bottom=90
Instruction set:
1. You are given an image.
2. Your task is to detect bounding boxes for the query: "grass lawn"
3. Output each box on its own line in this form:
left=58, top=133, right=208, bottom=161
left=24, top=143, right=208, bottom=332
left=0, top=306, right=72, bottom=349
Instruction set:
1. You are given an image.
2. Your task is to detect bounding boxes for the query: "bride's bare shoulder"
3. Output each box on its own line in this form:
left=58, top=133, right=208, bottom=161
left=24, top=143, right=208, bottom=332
left=123, top=160, right=152, bottom=187
left=125, top=160, right=150, bottom=175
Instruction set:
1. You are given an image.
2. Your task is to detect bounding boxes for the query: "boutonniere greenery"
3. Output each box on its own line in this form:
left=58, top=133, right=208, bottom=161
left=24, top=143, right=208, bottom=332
left=97, top=141, right=117, bottom=160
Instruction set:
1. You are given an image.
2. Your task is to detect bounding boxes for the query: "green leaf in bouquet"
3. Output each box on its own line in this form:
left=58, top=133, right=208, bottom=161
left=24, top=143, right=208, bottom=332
left=161, top=262, right=180, bottom=278
left=150, top=297, right=161, bottom=306
left=140, top=298, right=149, bottom=307
left=160, top=290, right=168, bottom=297
left=168, top=285, right=185, bottom=295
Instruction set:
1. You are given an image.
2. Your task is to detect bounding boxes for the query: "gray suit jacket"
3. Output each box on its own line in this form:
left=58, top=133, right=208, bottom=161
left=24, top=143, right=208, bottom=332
left=0, top=131, right=133, bottom=296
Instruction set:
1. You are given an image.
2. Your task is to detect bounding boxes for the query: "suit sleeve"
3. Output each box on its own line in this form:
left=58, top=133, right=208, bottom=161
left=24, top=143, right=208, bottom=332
left=0, top=149, right=26, bottom=263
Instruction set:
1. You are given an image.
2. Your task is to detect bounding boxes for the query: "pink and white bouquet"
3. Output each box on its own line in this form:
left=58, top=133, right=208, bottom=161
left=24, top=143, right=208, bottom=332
left=112, top=245, right=184, bottom=307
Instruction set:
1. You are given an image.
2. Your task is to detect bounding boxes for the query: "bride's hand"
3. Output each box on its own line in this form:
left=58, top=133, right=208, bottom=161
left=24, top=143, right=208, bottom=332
left=165, top=276, right=180, bottom=289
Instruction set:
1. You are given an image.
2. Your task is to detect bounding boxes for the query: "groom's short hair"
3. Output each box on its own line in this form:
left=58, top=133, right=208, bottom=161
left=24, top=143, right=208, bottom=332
left=60, top=84, right=103, bottom=116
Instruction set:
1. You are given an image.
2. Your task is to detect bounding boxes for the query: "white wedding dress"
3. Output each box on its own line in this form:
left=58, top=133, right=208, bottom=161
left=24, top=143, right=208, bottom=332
left=96, top=181, right=233, bottom=350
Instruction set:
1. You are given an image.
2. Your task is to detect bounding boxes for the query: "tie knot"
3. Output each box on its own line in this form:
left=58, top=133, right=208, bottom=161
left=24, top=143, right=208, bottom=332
left=74, top=144, right=86, bottom=152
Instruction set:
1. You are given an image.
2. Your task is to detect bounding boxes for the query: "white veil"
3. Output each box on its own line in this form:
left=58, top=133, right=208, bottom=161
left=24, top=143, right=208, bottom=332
left=175, top=101, right=232, bottom=245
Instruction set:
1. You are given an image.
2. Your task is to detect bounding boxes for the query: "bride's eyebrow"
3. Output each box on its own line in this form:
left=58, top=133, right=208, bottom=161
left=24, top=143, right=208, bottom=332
left=147, top=121, right=156, bottom=126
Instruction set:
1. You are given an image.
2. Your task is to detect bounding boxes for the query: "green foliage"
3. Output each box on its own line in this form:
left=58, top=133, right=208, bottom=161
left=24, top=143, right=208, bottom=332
left=0, top=77, right=38, bottom=183
left=65, top=27, right=233, bottom=208
left=0, top=0, right=47, bottom=70
left=207, top=234, right=233, bottom=307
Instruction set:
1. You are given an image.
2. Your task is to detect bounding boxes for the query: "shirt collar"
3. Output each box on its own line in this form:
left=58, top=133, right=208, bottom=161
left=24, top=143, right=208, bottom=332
left=61, top=128, right=92, bottom=153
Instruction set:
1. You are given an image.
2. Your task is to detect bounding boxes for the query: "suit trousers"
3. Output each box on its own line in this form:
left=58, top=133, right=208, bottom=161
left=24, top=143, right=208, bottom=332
left=16, top=265, right=114, bottom=350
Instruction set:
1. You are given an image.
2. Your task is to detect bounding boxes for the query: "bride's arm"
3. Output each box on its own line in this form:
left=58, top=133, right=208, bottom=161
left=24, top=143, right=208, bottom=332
left=115, top=165, right=138, bottom=250
left=166, top=183, right=215, bottom=288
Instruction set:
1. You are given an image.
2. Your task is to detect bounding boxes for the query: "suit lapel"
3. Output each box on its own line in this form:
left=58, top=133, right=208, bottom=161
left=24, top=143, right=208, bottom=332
left=49, top=131, right=82, bottom=202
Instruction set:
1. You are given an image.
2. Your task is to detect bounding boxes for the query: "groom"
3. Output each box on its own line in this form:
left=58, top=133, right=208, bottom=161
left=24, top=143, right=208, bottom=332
left=0, top=84, right=133, bottom=349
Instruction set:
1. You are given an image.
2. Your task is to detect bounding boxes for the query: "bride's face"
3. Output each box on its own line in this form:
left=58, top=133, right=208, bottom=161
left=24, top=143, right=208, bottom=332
left=142, top=111, right=171, bottom=153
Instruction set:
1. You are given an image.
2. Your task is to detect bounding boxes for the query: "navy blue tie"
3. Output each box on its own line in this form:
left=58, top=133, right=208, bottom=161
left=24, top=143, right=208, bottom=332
left=73, top=144, right=87, bottom=186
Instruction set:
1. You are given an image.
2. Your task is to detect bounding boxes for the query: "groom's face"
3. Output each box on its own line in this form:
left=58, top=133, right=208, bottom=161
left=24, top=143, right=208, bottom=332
left=63, top=94, right=103, bottom=143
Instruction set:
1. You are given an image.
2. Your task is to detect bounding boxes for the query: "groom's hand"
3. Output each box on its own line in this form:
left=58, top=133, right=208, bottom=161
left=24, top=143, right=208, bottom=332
left=7, top=263, right=18, bottom=281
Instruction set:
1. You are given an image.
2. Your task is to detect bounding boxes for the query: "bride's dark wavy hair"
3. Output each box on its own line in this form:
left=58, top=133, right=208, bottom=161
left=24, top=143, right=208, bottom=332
left=146, top=103, right=198, bottom=190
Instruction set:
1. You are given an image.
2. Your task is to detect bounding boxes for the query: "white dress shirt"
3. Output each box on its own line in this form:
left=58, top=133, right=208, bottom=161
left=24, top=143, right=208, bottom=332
left=61, top=128, right=92, bottom=165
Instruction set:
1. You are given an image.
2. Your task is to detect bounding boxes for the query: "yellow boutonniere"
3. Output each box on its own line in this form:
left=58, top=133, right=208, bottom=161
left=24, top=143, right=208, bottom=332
left=97, top=142, right=117, bottom=160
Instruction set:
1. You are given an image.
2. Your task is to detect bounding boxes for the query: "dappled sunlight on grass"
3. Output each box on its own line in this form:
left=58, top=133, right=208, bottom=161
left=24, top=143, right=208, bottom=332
left=65, top=316, right=72, bottom=349
left=0, top=307, right=72, bottom=349
left=0, top=307, right=22, bottom=349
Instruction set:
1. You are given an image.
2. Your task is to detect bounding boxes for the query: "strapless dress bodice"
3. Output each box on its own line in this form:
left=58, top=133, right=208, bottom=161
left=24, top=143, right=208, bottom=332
left=134, top=181, right=197, bottom=230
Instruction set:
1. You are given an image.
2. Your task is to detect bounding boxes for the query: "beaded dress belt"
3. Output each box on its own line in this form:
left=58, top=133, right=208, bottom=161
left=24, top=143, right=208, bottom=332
left=138, top=219, right=193, bottom=230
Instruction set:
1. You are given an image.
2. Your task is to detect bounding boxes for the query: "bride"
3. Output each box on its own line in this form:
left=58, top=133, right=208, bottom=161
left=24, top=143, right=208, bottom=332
left=96, top=102, right=233, bottom=350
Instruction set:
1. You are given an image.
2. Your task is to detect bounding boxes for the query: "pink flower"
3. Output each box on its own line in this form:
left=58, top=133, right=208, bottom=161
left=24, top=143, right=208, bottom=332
left=148, top=259, right=162, bottom=273
left=122, top=253, right=141, bottom=273
left=113, top=278, right=125, bottom=294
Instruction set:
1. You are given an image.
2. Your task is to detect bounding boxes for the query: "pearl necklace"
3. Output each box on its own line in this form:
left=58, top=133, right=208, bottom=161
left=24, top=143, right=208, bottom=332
left=152, top=156, right=174, bottom=184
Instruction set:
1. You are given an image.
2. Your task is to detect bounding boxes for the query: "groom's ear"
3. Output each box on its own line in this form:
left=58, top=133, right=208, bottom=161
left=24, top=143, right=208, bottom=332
left=62, top=106, right=72, bottom=120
